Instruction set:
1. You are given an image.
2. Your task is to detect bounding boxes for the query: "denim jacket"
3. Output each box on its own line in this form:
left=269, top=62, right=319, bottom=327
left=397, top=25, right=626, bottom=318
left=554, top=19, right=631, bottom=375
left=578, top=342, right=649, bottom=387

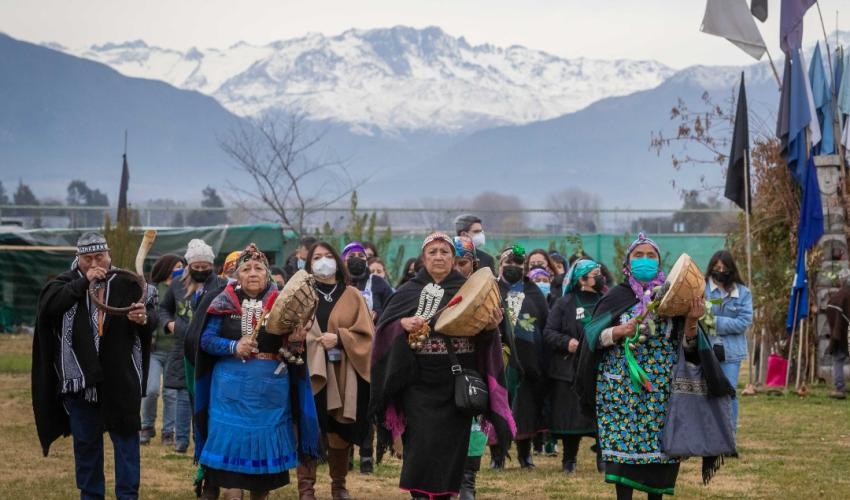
left=706, top=280, right=753, bottom=362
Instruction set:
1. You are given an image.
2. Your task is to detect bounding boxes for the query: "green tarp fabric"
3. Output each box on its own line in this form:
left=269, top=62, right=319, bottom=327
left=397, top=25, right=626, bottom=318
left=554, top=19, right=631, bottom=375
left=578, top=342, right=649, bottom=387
left=0, top=224, right=292, bottom=331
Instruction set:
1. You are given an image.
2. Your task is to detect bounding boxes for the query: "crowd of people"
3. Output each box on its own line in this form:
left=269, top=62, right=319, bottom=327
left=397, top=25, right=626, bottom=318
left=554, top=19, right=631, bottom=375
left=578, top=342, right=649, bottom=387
left=32, top=214, right=769, bottom=500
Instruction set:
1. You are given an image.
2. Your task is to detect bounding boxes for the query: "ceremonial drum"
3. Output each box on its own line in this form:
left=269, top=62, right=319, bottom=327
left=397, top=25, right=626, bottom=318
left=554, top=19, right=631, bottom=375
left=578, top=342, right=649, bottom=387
left=265, top=270, right=319, bottom=335
left=657, top=253, right=705, bottom=317
left=434, top=267, right=502, bottom=337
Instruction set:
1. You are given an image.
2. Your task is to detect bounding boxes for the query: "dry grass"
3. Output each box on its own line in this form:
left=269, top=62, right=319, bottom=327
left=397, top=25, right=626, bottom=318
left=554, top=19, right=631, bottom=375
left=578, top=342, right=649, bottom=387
left=1, top=334, right=849, bottom=499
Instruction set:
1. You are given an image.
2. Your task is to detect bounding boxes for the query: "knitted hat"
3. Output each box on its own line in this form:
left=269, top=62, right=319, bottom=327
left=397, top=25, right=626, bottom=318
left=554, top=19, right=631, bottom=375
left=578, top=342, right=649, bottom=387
left=342, top=242, right=367, bottom=260
left=76, top=232, right=109, bottom=255
left=185, top=239, right=215, bottom=264
left=421, top=232, right=454, bottom=251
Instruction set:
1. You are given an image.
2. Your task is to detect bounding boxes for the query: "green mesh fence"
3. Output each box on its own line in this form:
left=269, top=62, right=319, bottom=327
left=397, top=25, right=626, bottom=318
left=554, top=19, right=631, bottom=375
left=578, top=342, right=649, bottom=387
left=0, top=227, right=726, bottom=332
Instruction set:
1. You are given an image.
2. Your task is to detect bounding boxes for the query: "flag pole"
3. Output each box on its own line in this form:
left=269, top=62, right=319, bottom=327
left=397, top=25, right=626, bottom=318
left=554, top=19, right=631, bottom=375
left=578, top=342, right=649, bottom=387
left=784, top=294, right=801, bottom=392
left=764, top=46, right=782, bottom=88
left=743, top=152, right=756, bottom=390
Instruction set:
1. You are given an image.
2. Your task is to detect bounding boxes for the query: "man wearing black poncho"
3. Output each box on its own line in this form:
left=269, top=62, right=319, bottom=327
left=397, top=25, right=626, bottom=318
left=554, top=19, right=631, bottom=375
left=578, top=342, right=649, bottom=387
left=32, top=232, right=157, bottom=499
left=369, top=232, right=515, bottom=499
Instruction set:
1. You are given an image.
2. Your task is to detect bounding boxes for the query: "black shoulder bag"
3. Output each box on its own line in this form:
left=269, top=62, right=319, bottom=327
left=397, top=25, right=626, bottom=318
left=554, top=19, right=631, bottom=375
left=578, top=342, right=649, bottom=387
left=441, top=334, right=489, bottom=417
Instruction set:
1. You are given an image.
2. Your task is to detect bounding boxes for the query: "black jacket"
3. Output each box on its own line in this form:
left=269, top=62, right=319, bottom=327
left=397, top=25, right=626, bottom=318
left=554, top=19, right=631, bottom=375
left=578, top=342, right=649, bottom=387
left=158, top=274, right=226, bottom=389
left=543, top=291, right=600, bottom=382
left=351, top=272, right=393, bottom=320
left=477, top=250, right=496, bottom=273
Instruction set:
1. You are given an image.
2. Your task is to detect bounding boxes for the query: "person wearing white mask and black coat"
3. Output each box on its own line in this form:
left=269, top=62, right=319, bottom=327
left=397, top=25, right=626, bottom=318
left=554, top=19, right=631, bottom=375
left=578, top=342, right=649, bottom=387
left=455, top=214, right=495, bottom=273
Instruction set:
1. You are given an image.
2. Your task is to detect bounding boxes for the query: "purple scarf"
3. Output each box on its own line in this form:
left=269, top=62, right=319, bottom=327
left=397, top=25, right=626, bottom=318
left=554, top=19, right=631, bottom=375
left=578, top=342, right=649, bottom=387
left=623, top=232, right=666, bottom=317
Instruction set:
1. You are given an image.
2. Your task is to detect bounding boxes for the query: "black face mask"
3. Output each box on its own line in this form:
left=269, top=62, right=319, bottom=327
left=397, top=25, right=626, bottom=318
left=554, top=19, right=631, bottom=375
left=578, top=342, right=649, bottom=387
left=592, top=275, right=607, bottom=293
left=347, top=257, right=368, bottom=277
left=711, top=270, right=732, bottom=285
left=190, top=269, right=212, bottom=283
left=502, top=265, right=523, bottom=284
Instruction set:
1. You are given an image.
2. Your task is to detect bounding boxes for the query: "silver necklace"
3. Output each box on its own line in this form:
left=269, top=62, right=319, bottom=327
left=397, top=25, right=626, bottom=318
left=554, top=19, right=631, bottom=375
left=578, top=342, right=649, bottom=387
left=315, top=283, right=338, bottom=302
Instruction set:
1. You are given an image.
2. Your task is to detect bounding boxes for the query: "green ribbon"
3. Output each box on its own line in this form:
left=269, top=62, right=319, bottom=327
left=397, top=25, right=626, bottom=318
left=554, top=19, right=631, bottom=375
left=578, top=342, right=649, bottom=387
left=623, top=324, right=654, bottom=392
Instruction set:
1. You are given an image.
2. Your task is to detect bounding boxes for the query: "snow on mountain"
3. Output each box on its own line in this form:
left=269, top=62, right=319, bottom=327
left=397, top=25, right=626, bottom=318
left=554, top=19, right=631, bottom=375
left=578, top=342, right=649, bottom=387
left=57, top=26, right=675, bottom=133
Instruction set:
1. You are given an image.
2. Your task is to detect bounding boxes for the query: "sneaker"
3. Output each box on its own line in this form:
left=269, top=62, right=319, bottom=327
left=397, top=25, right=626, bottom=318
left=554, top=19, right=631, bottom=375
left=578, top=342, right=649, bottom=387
left=360, top=457, right=374, bottom=474
left=174, top=444, right=189, bottom=454
left=139, top=427, right=155, bottom=445
left=545, top=442, right=558, bottom=457
left=562, top=461, right=576, bottom=474
left=828, top=390, right=847, bottom=400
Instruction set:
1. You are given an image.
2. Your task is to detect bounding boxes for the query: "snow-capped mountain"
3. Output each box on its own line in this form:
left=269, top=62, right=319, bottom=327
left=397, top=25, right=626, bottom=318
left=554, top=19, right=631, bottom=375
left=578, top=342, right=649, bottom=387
left=55, top=26, right=676, bottom=133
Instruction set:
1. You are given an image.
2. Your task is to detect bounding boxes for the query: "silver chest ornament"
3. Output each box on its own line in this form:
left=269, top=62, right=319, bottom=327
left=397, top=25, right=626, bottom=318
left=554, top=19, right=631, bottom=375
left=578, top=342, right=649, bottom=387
left=575, top=307, right=586, bottom=321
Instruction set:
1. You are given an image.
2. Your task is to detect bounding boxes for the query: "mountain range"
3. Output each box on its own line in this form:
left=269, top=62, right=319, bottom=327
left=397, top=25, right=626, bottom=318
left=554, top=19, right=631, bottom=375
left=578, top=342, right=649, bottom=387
left=3, top=27, right=847, bottom=210
left=54, top=26, right=676, bottom=133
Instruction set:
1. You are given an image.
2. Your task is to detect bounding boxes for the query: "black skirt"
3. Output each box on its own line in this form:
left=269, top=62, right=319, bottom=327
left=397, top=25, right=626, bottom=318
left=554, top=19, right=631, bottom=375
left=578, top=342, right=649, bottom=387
left=604, top=462, right=681, bottom=496
left=204, top=467, right=289, bottom=492
left=399, top=351, right=475, bottom=496
left=549, top=379, right=595, bottom=436
left=511, top=377, right=548, bottom=440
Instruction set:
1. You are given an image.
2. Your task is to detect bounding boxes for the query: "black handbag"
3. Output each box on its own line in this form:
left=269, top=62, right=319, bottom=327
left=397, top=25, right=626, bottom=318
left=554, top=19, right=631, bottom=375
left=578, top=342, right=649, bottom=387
left=442, top=334, right=489, bottom=417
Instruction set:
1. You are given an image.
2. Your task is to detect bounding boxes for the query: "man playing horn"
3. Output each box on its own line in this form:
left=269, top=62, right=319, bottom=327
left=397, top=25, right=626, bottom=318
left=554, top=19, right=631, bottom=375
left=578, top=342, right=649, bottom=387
left=32, top=231, right=157, bottom=499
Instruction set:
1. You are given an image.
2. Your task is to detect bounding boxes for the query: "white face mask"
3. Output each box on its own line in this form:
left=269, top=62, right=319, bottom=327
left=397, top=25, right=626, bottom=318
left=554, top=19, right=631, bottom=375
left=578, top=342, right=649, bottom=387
left=471, top=232, right=486, bottom=249
left=312, top=257, right=337, bottom=278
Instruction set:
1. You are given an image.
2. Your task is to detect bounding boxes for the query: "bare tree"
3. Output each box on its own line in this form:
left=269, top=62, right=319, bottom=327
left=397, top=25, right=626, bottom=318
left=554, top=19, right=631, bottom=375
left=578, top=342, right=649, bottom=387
left=470, top=192, right=526, bottom=234
left=545, top=188, right=601, bottom=232
left=414, top=196, right=469, bottom=232
left=220, top=112, right=357, bottom=237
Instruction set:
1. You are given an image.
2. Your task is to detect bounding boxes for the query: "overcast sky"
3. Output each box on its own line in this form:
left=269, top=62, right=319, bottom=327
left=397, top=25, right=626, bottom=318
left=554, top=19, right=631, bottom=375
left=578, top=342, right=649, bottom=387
left=0, top=0, right=844, bottom=68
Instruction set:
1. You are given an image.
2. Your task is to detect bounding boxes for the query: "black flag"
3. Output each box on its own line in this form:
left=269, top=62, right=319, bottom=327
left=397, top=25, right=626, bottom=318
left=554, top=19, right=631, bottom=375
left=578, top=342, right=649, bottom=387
left=751, top=0, right=767, bottom=22
left=725, top=73, right=751, bottom=212
left=117, top=153, right=130, bottom=224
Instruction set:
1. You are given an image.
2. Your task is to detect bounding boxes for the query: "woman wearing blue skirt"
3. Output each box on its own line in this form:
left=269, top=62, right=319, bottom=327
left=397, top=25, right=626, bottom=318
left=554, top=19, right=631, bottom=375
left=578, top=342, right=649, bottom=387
left=193, top=244, right=320, bottom=499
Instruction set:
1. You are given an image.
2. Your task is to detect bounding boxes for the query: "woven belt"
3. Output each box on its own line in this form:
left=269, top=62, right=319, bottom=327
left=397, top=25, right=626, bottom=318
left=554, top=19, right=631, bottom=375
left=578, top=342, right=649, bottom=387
left=253, top=352, right=280, bottom=361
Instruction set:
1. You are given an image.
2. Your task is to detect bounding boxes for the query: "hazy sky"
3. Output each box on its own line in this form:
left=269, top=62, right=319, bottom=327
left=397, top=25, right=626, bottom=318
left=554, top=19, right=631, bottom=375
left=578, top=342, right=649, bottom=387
left=0, top=0, right=844, bottom=68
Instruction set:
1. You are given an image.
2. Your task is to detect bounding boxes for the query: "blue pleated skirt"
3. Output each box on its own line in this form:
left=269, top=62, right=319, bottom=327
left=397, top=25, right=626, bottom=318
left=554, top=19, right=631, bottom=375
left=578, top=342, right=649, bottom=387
left=200, top=357, right=298, bottom=475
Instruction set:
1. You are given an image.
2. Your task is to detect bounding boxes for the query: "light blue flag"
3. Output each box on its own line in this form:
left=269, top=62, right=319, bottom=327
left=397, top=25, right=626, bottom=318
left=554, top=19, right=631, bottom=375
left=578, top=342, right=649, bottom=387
left=808, top=43, right=834, bottom=154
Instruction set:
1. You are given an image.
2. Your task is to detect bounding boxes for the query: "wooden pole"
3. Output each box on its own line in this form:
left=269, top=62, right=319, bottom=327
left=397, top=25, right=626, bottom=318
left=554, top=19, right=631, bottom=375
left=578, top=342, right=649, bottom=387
left=759, top=326, right=769, bottom=385
left=743, top=152, right=757, bottom=390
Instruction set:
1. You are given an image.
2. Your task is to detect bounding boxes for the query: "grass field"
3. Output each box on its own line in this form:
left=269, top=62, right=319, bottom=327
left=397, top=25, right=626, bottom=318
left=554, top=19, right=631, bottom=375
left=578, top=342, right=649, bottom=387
left=2, top=333, right=849, bottom=499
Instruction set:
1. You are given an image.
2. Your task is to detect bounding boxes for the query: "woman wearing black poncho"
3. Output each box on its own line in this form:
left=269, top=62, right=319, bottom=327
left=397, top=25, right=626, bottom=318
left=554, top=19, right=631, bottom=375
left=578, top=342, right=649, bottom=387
left=543, top=259, right=605, bottom=474
left=369, top=232, right=515, bottom=499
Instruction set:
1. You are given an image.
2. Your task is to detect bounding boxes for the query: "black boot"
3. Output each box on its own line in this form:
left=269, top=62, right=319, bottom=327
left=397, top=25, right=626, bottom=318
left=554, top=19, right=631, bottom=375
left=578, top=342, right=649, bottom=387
left=517, top=439, right=535, bottom=469
left=489, top=445, right=505, bottom=470
left=459, top=456, right=480, bottom=500
left=562, top=460, right=576, bottom=474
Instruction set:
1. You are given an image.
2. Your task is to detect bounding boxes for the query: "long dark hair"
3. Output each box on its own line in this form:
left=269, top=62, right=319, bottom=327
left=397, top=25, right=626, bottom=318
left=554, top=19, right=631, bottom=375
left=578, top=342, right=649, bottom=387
left=705, top=250, right=745, bottom=286
left=397, top=257, right=420, bottom=287
left=305, top=241, right=350, bottom=285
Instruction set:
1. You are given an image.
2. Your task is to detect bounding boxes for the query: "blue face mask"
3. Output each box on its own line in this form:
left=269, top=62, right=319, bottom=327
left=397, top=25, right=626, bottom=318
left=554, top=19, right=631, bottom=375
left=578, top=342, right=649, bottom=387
left=630, top=258, right=659, bottom=282
left=536, top=282, right=551, bottom=296
left=297, top=258, right=306, bottom=270
left=171, top=268, right=184, bottom=279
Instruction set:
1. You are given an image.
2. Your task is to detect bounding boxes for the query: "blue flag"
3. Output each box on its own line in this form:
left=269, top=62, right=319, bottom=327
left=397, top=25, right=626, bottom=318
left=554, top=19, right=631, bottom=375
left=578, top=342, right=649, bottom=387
left=808, top=43, right=834, bottom=155
left=786, top=154, right=824, bottom=331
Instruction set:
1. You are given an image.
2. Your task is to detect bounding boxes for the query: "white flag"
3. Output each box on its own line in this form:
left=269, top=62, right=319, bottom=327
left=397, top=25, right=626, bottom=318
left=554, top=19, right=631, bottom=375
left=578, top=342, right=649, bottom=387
left=800, top=50, right=822, bottom=148
left=701, top=0, right=767, bottom=60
